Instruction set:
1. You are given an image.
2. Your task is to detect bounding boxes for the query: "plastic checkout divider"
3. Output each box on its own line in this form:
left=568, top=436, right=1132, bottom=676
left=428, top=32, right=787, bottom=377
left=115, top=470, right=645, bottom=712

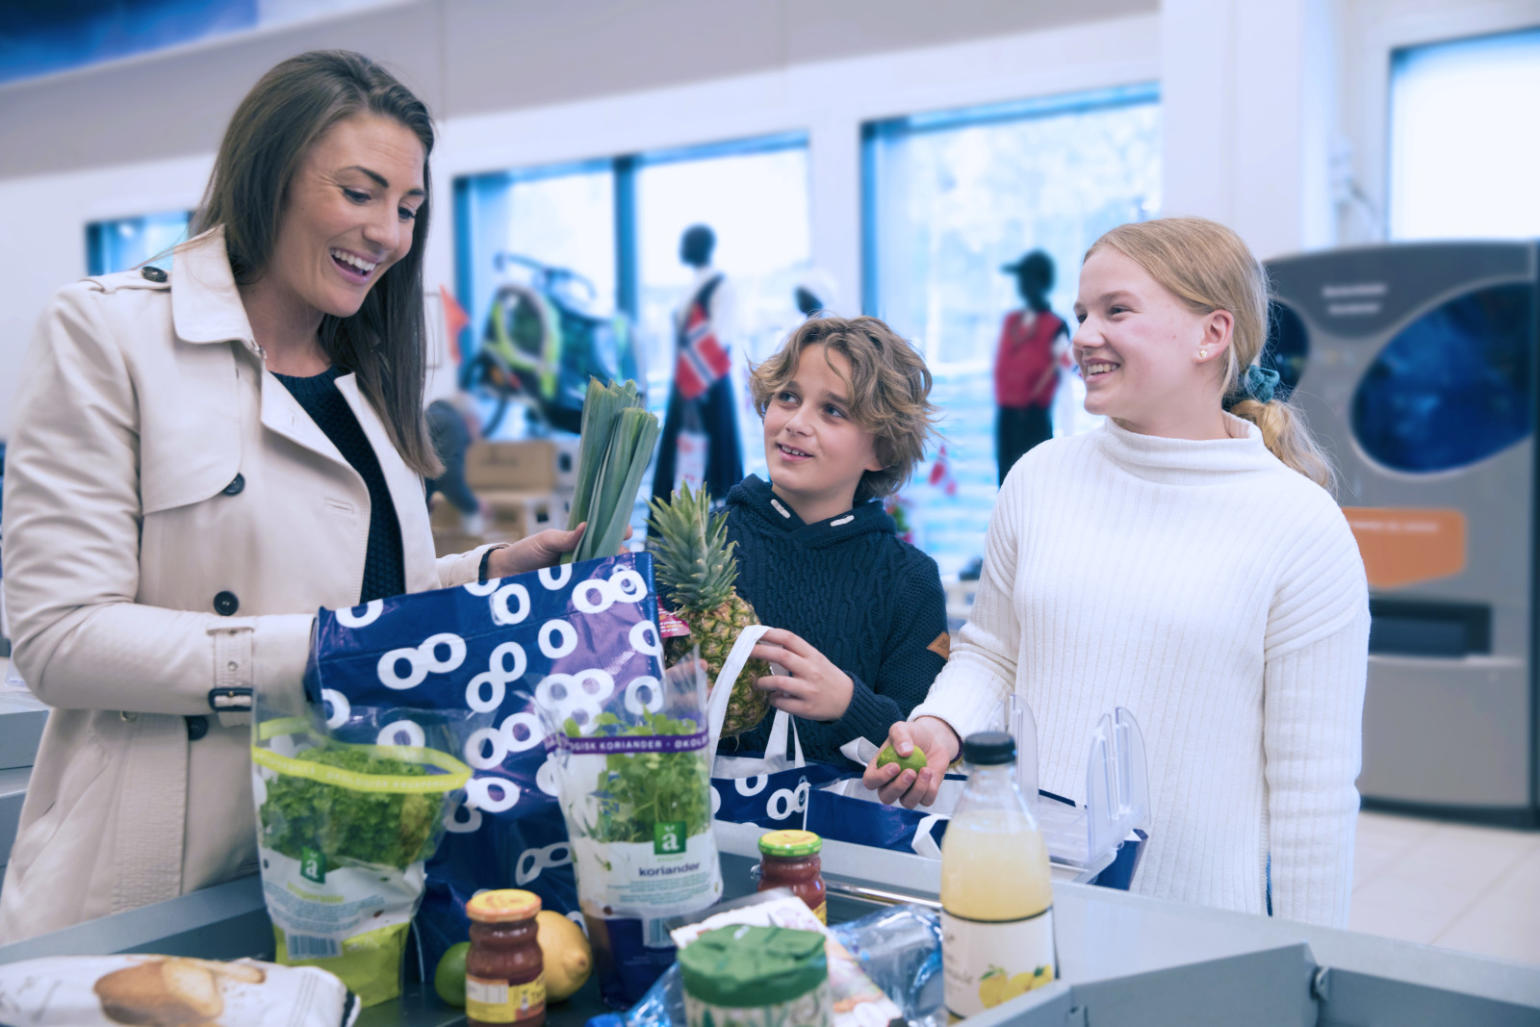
left=2, top=847, right=1537, bottom=1026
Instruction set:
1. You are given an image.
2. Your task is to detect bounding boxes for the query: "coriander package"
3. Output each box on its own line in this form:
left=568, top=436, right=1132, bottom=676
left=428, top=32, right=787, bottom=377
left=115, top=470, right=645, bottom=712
left=541, top=648, right=724, bottom=1006
left=251, top=682, right=470, bottom=1007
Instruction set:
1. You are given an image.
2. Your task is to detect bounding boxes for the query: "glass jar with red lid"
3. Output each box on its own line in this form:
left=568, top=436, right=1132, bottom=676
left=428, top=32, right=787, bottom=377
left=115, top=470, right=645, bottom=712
left=464, top=888, right=545, bottom=1027
left=758, top=829, right=827, bottom=924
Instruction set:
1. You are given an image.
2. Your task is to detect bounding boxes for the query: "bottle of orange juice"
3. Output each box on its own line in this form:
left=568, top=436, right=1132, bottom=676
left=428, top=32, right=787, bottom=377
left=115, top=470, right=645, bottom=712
left=939, top=730, right=1056, bottom=1019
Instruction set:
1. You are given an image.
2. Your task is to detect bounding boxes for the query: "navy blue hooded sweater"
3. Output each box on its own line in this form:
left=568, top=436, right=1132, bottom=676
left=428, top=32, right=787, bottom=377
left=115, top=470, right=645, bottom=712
left=722, top=475, right=949, bottom=766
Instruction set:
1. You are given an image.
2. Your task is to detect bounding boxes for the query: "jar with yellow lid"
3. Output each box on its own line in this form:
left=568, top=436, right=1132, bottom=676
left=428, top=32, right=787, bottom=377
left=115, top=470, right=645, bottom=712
left=757, top=829, right=827, bottom=923
left=464, top=889, right=545, bottom=1027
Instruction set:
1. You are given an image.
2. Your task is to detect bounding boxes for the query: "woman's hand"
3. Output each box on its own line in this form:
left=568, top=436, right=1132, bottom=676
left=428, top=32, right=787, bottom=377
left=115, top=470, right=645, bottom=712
left=862, top=716, right=961, bottom=809
left=750, top=628, right=854, bottom=722
left=486, top=523, right=587, bottom=578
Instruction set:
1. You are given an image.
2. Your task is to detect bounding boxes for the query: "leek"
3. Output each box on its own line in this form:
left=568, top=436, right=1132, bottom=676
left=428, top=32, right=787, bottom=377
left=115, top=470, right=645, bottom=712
left=564, top=378, right=661, bottom=563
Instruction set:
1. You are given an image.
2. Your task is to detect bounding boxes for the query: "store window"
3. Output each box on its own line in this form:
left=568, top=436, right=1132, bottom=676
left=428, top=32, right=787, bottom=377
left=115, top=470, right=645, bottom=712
left=454, top=135, right=811, bottom=474
left=1389, top=27, right=1540, bottom=240
left=85, top=211, right=191, bottom=276
left=633, top=134, right=812, bottom=481
left=863, top=86, right=1160, bottom=574
left=454, top=161, right=624, bottom=435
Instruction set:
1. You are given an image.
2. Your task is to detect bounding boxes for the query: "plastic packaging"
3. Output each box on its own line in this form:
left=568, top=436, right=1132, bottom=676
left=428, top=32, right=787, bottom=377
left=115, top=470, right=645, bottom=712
left=541, top=651, right=723, bottom=1007
left=0, top=955, right=360, bottom=1026
left=251, top=689, right=470, bottom=1007
left=590, top=903, right=943, bottom=1027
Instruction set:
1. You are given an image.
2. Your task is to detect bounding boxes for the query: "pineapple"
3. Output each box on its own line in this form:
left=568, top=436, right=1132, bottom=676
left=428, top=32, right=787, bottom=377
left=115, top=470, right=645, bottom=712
left=647, top=485, right=771, bottom=739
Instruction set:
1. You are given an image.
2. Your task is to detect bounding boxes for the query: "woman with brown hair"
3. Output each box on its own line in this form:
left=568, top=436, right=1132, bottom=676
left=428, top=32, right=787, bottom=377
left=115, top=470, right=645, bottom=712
left=867, top=218, right=1370, bottom=928
left=0, top=51, right=580, bottom=940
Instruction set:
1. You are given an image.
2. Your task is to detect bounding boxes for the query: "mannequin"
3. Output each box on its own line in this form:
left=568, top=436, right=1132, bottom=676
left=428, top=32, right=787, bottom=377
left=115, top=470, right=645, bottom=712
left=993, top=249, right=1069, bottom=485
left=652, top=224, right=744, bottom=505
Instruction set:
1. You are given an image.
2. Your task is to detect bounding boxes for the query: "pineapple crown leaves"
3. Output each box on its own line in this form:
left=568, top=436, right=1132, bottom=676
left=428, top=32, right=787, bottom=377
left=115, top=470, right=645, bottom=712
left=646, top=484, right=742, bottom=614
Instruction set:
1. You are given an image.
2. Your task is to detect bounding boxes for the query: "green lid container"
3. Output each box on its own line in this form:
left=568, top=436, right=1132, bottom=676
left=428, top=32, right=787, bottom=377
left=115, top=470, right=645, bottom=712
left=678, top=925, right=827, bottom=1007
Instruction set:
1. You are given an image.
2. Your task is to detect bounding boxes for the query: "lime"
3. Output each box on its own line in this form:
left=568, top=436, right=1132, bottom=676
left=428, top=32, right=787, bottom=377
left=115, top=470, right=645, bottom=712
left=433, top=941, right=470, bottom=1007
left=876, top=742, right=927, bottom=773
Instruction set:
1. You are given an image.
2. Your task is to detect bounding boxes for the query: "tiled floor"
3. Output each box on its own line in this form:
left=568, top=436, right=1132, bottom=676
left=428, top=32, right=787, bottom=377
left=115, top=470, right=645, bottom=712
left=1351, top=809, right=1540, bottom=966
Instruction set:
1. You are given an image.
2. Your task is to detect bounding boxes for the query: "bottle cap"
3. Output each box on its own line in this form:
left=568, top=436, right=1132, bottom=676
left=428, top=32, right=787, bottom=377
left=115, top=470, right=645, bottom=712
left=962, top=730, right=1016, bottom=766
left=465, top=888, right=541, bottom=923
left=759, top=829, right=823, bottom=857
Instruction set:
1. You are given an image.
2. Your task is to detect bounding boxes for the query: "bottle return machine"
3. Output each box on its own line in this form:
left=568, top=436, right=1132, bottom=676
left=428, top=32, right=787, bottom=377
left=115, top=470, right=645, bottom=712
left=1264, top=241, right=1538, bottom=826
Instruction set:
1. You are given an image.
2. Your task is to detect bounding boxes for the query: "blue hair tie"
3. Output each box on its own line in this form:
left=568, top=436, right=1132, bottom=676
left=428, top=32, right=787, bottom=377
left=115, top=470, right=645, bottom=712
left=1245, top=365, right=1280, bottom=403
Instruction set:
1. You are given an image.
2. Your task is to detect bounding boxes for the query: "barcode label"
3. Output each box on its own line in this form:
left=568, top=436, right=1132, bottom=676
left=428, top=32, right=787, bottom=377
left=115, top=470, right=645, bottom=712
left=286, top=933, right=341, bottom=959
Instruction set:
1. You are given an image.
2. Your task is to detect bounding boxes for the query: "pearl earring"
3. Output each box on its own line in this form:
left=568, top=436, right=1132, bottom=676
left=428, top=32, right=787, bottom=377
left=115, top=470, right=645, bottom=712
left=1198, top=347, right=1208, bottom=359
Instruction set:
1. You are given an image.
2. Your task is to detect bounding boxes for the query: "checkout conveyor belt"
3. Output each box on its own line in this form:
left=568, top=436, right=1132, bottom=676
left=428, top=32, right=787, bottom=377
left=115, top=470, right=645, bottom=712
left=2, top=849, right=1537, bottom=1026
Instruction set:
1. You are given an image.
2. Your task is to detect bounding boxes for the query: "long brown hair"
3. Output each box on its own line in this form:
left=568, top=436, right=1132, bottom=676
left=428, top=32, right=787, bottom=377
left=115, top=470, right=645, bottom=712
left=1088, top=217, right=1335, bottom=491
left=749, top=316, right=938, bottom=504
left=192, top=50, right=439, bottom=476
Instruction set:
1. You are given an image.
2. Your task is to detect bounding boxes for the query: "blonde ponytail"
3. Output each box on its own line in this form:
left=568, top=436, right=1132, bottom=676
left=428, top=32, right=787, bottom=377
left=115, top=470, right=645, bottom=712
left=1089, top=217, right=1339, bottom=494
left=1229, top=397, right=1335, bottom=493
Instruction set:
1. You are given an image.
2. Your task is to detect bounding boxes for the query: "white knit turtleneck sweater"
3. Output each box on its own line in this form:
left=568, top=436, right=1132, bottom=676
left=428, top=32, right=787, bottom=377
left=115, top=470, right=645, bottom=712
left=913, top=414, right=1369, bottom=927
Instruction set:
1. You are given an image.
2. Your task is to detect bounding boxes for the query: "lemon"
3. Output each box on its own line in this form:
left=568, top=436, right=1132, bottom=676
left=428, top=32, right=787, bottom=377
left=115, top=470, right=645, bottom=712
left=876, top=742, right=927, bottom=773
left=536, top=910, right=592, bottom=1003
left=977, top=967, right=1008, bottom=1008
left=433, top=941, right=469, bottom=1007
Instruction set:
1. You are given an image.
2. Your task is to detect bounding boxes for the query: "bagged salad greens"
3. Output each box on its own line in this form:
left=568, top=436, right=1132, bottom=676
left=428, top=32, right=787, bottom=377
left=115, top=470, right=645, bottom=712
left=251, top=689, right=470, bottom=1008
left=542, top=653, right=723, bottom=1006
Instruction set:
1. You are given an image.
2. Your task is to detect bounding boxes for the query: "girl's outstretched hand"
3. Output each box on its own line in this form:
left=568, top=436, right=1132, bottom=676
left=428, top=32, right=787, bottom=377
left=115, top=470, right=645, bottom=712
left=862, top=716, right=960, bottom=808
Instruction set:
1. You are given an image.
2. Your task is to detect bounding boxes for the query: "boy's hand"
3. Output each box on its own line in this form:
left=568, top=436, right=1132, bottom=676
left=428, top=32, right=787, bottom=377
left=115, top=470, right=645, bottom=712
left=750, top=628, right=854, bottom=722
left=862, top=716, right=960, bottom=808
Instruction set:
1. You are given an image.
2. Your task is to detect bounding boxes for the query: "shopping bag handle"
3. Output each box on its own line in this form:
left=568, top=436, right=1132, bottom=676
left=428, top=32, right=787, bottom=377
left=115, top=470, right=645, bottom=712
left=705, top=623, right=773, bottom=749
left=704, top=624, right=803, bottom=769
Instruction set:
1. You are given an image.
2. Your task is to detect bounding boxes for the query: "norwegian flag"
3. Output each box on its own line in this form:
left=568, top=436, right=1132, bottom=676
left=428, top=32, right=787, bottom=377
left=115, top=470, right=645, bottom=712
left=673, top=304, right=731, bottom=400
left=928, top=444, right=959, bottom=497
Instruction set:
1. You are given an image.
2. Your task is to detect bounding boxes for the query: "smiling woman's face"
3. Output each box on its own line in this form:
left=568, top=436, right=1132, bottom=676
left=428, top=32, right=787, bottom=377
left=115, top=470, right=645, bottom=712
left=1072, top=246, right=1222, bottom=437
left=265, top=112, right=425, bottom=323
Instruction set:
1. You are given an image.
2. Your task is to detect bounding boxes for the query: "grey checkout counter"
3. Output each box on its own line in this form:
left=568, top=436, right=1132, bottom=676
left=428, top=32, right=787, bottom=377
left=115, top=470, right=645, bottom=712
left=2, top=842, right=1538, bottom=1026
left=0, top=674, right=48, bottom=895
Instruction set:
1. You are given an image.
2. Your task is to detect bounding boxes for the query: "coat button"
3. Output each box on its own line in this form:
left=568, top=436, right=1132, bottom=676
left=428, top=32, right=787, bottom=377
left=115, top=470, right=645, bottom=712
left=222, top=473, right=245, bottom=496
left=213, top=591, right=239, bottom=616
left=185, top=715, right=209, bottom=741
left=140, top=265, right=167, bottom=283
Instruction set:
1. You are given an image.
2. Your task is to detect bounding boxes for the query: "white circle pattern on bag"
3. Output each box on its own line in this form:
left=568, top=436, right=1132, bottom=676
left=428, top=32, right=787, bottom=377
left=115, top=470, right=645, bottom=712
left=321, top=688, right=351, bottom=729
left=376, top=719, right=426, bottom=748
left=623, top=675, right=664, bottom=716
left=570, top=569, right=649, bottom=615
left=735, top=775, right=768, bottom=797
left=628, top=620, right=662, bottom=657
left=463, top=579, right=499, bottom=597
left=466, top=641, right=527, bottom=713
left=516, top=841, right=572, bottom=885
left=335, top=599, right=385, bottom=628
left=538, top=619, right=578, bottom=659
left=538, top=565, right=572, bottom=591
left=444, top=795, right=483, bottom=834
left=464, top=727, right=508, bottom=770
left=500, top=712, right=545, bottom=753
left=490, top=582, right=531, bottom=626
left=377, top=632, right=467, bottom=690
left=534, top=669, right=614, bottom=734
left=466, top=775, right=520, bottom=813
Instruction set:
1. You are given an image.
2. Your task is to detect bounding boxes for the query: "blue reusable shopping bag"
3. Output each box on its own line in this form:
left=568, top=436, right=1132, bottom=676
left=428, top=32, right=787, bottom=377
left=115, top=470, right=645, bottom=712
left=305, top=551, right=666, bottom=976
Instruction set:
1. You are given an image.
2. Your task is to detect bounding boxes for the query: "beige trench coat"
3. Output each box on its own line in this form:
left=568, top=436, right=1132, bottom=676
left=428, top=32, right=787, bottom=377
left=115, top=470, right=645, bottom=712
left=0, top=228, right=489, bottom=941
